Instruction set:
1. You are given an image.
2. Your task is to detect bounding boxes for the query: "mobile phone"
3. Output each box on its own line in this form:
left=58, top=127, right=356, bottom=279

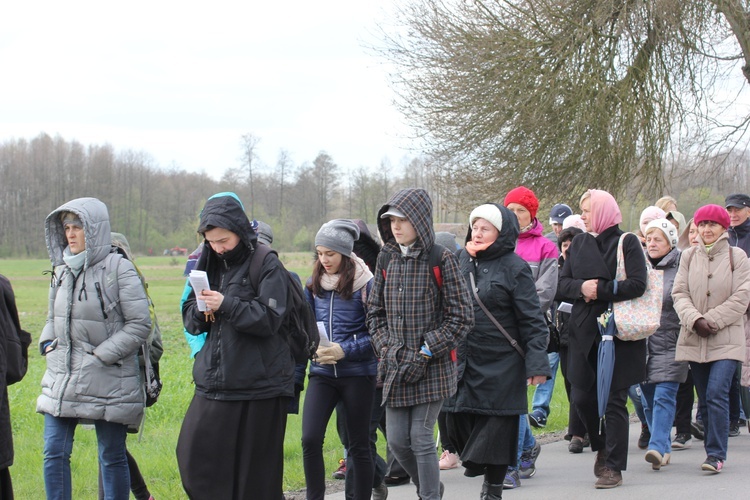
left=43, top=338, right=59, bottom=355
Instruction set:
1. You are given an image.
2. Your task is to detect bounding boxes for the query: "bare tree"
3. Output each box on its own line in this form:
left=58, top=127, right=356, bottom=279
left=240, top=133, right=261, bottom=218
left=377, top=0, right=750, bottom=200
left=275, top=149, right=293, bottom=216
left=312, top=152, right=340, bottom=221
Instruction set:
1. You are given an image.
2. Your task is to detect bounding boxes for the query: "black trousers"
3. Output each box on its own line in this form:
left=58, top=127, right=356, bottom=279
left=674, top=369, right=695, bottom=435
left=302, top=374, right=375, bottom=500
left=344, top=386, right=388, bottom=499
left=176, top=395, right=288, bottom=500
left=571, top=386, right=630, bottom=472
left=559, top=346, right=586, bottom=438
left=0, top=467, right=12, bottom=500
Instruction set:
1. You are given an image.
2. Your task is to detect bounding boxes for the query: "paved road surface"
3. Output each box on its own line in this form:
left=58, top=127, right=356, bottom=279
left=325, top=420, right=748, bottom=499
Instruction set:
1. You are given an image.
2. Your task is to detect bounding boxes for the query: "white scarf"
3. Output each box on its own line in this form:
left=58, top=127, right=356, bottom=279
left=320, top=253, right=373, bottom=293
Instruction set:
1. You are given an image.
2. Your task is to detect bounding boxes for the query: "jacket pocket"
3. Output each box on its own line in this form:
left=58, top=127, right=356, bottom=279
left=74, top=349, right=123, bottom=398
left=399, top=350, right=429, bottom=384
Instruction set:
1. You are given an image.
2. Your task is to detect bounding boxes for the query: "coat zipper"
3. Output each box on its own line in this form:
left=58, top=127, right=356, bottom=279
left=328, top=292, right=337, bottom=378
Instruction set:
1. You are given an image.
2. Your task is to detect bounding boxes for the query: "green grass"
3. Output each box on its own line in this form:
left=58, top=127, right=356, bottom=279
left=2, top=254, right=570, bottom=499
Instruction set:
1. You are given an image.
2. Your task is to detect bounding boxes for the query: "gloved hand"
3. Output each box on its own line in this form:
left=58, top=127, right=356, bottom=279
left=694, top=318, right=716, bottom=338
left=315, top=343, right=345, bottom=364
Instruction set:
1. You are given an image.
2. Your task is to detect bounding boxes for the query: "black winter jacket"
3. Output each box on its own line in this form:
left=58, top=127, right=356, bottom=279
left=728, top=218, right=750, bottom=257
left=558, top=226, right=648, bottom=392
left=183, top=196, right=294, bottom=401
left=443, top=205, right=550, bottom=416
left=1, top=275, right=31, bottom=469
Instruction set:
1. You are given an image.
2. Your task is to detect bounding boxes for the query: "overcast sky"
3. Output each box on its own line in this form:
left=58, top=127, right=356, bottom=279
left=0, top=1, right=415, bottom=180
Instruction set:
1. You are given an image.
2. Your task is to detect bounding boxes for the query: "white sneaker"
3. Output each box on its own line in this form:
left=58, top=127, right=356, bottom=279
left=438, top=450, right=459, bottom=470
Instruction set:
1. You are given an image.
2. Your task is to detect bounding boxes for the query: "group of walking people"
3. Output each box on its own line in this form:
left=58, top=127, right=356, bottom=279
left=2, top=185, right=750, bottom=500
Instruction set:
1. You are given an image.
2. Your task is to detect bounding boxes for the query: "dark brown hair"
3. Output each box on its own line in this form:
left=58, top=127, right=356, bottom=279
left=308, top=252, right=356, bottom=300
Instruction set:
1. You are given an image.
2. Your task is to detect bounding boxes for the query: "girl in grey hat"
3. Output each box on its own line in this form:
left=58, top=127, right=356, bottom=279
left=302, top=219, right=378, bottom=500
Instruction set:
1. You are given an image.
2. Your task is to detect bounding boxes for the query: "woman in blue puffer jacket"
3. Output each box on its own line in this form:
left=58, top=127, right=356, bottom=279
left=302, top=219, right=377, bottom=500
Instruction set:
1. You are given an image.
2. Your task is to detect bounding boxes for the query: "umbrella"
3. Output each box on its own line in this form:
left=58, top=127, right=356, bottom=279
left=597, top=307, right=616, bottom=433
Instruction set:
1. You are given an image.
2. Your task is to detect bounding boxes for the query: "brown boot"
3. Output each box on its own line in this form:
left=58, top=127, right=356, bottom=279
left=594, top=467, right=622, bottom=489
left=594, top=450, right=607, bottom=478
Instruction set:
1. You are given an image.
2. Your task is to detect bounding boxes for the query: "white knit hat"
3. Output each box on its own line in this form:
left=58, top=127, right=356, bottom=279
left=644, top=218, right=678, bottom=249
left=469, top=204, right=503, bottom=233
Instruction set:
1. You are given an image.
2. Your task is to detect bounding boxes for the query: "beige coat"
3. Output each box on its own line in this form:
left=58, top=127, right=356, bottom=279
left=743, top=312, right=750, bottom=386
left=673, top=233, right=750, bottom=364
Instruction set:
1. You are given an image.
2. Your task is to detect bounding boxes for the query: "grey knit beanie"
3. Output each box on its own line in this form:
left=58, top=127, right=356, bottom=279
left=315, top=219, right=360, bottom=257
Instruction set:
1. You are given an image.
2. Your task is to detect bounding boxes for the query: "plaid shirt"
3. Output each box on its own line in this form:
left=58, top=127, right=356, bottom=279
left=367, top=188, right=474, bottom=407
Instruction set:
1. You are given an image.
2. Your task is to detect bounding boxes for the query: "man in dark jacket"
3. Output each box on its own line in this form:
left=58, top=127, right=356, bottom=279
left=177, top=193, right=294, bottom=499
left=368, top=188, right=474, bottom=500
left=1, top=274, right=31, bottom=499
left=725, top=193, right=750, bottom=434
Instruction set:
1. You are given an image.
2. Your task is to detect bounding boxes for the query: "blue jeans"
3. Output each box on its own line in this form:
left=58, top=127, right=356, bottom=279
left=531, top=352, right=559, bottom=417
left=43, top=414, right=129, bottom=500
left=640, top=382, right=679, bottom=455
left=629, top=384, right=646, bottom=423
left=511, top=415, right=535, bottom=470
left=386, top=401, right=443, bottom=500
left=690, top=360, right=736, bottom=461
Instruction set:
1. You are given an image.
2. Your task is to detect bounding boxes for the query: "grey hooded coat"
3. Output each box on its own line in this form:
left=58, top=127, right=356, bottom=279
left=36, top=198, right=151, bottom=426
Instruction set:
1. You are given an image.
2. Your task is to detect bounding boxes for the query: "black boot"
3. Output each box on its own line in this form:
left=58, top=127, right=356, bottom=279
left=481, top=481, right=503, bottom=500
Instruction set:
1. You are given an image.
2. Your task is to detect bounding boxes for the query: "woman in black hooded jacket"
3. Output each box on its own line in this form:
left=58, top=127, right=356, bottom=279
left=444, top=204, right=550, bottom=500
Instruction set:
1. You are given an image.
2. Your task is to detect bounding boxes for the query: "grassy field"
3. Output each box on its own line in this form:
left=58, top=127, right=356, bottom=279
left=2, top=254, right=571, bottom=499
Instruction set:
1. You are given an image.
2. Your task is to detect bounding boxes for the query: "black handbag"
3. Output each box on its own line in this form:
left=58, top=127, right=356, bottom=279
left=546, top=314, right=560, bottom=353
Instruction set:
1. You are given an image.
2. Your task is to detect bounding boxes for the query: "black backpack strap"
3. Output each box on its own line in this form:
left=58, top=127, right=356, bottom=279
left=247, top=244, right=276, bottom=292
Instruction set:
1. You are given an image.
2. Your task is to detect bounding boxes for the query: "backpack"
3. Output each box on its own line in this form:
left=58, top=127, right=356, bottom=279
left=247, top=244, right=320, bottom=364
left=104, top=235, right=164, bottom=407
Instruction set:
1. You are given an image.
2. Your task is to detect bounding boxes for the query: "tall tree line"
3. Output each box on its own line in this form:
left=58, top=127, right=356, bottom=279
left=0, top=134, right=468, bottom=257
left=2, top=132, right=747, bottom=258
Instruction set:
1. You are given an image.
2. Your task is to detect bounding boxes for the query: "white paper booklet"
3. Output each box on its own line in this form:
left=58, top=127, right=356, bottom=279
left=558, top=301, right=573, bottom=314
left=188, top=270, right=211, bottom=312
left=317, top=321, right=331, bottom=347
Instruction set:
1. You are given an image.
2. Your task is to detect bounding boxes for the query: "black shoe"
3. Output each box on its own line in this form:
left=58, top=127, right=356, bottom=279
left=569, top=436, right=584, bottom=454
left=691, top=420, right=705, bottom=441
left=529, top=410, right=547, bottom=428
left=672, top=433, right=692, bottom=450
left=638, top=423, right=650, bottom=450
left=383, top=475, right=410, bottom=486
left=729, top=421, right=741, bottom=437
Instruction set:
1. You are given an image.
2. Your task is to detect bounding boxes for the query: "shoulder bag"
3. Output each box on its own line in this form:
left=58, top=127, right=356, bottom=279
left=612, top=233, right=663, bottom=341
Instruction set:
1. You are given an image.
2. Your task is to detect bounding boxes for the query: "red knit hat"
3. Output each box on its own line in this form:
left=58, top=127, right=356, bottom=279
left=504, top=186, right=539, bottom=220
left=693, top=204, right=730, bottom=230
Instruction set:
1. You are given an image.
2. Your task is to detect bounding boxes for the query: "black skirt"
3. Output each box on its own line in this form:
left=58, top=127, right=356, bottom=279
left=176, top=394, right=289, bottom=500
left=446, top=413, right=519, bottom=468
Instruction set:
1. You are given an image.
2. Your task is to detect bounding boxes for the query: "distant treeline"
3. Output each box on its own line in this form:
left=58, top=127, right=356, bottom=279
left=1, top=133, right=747, bottom=258
left=0, top=133, right=467, bottom=257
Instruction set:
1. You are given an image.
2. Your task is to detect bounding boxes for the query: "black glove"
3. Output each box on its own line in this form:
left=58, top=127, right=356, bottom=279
left=694, top=318, right=714, bottom=338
